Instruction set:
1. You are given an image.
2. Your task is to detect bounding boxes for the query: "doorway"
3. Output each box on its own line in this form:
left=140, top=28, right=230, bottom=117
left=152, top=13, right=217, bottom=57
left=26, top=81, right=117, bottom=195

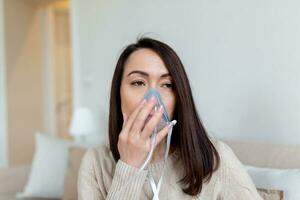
left=43, top=1, right=72, bottom=139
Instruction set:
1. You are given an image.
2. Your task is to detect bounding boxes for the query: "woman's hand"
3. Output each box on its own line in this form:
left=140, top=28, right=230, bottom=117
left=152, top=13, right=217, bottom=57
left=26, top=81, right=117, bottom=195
left=117, top=96, right=172, bottom=169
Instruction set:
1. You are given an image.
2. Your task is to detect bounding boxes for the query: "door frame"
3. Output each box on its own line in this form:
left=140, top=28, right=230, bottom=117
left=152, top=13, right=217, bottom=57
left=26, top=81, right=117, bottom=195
left=0, top=0, right=8, bottom=167
left=41, top=2, right=71, bottom=137
left=42, top=5, right=56, bottom=136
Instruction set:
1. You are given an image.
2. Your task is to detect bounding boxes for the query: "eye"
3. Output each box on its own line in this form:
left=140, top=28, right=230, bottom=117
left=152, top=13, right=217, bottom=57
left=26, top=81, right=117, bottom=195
left=130, top=80, right=145, bottom=87
left=162, top=82, right=173, bottom=89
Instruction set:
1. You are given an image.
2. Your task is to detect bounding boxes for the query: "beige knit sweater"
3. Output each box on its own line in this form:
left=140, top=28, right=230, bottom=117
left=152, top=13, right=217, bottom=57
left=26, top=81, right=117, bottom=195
left=78, top=139, right=263, bottom=200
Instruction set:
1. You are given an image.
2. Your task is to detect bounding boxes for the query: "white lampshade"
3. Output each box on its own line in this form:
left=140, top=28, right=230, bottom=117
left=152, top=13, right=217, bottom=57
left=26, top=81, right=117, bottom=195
left=69, top=107, right=97, bottom=136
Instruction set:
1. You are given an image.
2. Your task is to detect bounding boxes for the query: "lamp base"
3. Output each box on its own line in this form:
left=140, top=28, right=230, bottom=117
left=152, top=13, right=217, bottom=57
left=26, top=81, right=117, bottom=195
left=73, top=135, right=87, bottom=145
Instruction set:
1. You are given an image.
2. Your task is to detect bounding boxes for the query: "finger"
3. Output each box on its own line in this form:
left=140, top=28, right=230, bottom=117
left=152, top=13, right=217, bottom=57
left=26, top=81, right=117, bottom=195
left=123, top=99, right=146, bottom=134
left=129, top=96, right=157, bottom=136
left=155, top=122, right=175, bottom=145
left=140, top=105, right=164, bottom=139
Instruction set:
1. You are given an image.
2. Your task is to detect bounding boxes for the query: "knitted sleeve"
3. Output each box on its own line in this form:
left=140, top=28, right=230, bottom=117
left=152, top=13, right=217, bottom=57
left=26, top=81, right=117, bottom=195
left=217, top=141, right=264, bottom=200
left=78, top=148, right=148, bottom=200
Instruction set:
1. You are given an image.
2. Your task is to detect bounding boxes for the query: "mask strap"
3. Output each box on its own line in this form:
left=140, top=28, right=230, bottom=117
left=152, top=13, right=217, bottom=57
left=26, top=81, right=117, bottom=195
left=138, top=120, right=176, bottom=172
left=146, top=122, right=176, bottom=200
left=111, top=120, right=176, bottom=199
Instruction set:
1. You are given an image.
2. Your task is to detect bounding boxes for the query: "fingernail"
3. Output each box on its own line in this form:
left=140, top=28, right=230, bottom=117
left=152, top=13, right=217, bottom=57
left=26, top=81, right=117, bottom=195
left=150, top=96, right=156, bottom=103
left=158, top=105, right=163, bottom=112
left=140, top=99, right=146, bottom=105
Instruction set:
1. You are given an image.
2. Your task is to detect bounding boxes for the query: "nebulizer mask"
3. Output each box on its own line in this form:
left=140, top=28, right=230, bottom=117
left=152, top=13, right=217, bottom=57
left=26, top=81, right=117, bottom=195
left=138, top=88, right=177, bottom=200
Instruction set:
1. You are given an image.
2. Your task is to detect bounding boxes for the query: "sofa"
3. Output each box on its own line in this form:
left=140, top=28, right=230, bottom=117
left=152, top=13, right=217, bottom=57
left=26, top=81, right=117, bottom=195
left=0, top=138, right=299, bottom=200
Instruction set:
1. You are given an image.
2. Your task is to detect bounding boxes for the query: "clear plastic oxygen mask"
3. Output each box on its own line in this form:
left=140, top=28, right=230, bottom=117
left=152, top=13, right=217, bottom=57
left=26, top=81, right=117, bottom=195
left=138, top=89, right=177, bottom=200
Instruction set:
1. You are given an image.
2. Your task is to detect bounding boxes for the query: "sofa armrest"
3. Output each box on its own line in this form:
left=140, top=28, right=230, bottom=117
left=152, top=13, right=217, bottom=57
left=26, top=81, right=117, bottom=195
left=0, top=165, right=30, bottom=195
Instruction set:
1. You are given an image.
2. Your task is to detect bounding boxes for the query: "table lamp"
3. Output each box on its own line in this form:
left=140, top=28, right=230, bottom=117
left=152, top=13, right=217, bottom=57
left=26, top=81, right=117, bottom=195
left=69, top=107, right=97, bottom=142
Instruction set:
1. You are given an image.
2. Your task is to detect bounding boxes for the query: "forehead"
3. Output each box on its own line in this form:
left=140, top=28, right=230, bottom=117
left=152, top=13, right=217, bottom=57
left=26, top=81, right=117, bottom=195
left=123, top=48, right=169, bottom=76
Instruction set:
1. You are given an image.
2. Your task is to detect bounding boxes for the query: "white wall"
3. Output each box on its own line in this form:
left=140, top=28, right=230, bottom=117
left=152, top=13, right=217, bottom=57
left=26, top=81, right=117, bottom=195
left=0, top=0, right=7, bottom=167
left=71, top=0, right=300, bottom=145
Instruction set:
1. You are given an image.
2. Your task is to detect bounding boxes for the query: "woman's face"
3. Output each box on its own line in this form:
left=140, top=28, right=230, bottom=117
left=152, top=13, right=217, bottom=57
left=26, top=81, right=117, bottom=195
left=120, top=48, right=176, bottom=120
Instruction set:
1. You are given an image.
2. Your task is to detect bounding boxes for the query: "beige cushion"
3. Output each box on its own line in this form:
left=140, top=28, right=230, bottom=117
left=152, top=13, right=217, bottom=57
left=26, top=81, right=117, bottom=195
left=257, top=188, right=284, bottom=200
left=63, top=146, right=87, bottom=200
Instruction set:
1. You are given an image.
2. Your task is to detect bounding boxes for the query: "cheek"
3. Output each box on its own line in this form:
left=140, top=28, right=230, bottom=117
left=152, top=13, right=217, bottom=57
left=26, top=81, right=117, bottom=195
left=162, top=93, right=176, bottom=119
left=120, top=83, right=143, bottom=116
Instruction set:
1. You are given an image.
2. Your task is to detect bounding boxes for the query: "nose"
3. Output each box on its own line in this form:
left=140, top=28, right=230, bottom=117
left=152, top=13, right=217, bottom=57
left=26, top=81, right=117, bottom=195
left=143, top=88, right=163, bottom=112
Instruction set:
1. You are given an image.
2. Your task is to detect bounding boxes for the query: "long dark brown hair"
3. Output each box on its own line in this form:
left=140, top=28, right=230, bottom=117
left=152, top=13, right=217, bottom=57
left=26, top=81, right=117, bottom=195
left=109, top=37, right=220, bottom=196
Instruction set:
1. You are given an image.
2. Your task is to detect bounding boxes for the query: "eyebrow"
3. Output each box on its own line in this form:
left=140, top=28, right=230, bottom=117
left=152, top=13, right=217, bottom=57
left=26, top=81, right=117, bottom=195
left=127, top=70, right=171, bottom=78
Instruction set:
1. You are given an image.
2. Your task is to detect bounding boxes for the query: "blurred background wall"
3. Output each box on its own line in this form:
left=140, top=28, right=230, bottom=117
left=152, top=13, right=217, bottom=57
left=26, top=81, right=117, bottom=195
left=70, top=0, right=300, bottom=145
left=1, top=0, right=300, bottom=167
left=5, top=0, right=44, bottom=166
left=1, top=0, right=71, bottom=167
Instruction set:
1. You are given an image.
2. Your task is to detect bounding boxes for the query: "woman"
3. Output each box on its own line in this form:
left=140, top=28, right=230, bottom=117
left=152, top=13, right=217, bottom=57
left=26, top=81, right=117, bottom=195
left=78, top=37, right=263, bottom=200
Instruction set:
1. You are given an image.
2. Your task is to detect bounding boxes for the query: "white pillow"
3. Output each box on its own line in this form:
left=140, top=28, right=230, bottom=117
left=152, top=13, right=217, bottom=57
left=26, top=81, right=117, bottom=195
left=16, top=133, right=72, bottom=199
left=245, top=165, right=300, bottom=200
